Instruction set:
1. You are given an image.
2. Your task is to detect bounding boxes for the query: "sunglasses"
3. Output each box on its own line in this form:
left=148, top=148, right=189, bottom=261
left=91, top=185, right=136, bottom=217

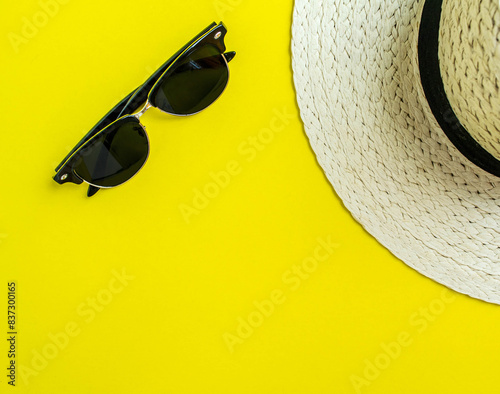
left=53, top=22, right=235, bottom=197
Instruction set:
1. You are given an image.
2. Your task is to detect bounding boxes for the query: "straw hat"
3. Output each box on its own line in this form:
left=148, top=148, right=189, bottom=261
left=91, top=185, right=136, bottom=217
left=292, top=0, right=500, bottom=303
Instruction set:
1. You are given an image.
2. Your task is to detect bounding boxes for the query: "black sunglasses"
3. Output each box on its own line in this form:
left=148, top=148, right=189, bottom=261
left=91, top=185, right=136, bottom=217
left=53, top=22, right=235, bottom=197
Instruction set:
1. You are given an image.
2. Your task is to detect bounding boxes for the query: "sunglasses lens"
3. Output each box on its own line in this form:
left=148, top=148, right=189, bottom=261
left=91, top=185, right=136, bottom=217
left=72, top=117, right=149, bottom=187
left=150, top=44, right=229, bottom=115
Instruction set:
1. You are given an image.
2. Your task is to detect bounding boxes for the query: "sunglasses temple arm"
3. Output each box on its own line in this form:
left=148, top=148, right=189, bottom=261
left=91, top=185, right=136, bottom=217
left=224, top=51, right=236, bottom=63
left=86, top=185, right=100, bottom=197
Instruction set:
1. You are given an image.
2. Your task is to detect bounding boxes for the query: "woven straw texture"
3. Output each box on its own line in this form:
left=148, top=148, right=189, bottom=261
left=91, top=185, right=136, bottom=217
left=440, top=0, right=500, bottom=160
left=292, top=0, right=500, bottom=303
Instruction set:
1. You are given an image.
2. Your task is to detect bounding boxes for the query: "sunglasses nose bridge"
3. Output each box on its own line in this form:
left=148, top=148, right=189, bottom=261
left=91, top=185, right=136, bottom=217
left=134, top=102, right=153, bottom=119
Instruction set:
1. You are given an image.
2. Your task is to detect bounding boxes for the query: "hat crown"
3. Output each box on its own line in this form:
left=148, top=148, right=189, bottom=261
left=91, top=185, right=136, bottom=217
left=439, top=0, right=500, bottom=160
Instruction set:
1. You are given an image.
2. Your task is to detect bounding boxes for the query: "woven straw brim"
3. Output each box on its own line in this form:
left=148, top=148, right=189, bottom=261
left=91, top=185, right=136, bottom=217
left=292, top=0, right=500, bottom=303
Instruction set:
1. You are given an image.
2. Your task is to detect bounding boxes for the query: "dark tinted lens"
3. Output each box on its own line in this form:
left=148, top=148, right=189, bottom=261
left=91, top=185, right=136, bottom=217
left=150, top=44, right=229, bottom=115
left=72, top=117, right=149, bottom=187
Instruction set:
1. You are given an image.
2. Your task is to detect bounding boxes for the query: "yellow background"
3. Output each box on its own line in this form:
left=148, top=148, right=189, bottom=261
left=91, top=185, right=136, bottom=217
left=1, top=0, right=500, bottom=393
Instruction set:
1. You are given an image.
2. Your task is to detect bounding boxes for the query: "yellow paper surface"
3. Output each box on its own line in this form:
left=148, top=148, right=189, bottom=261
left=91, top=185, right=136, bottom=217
left=1, top=0, right=499, bottom=393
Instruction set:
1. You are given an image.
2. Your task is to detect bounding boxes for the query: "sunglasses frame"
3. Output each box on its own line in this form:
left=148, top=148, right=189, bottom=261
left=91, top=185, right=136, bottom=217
left=53, top=21, right=235, bottom=196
